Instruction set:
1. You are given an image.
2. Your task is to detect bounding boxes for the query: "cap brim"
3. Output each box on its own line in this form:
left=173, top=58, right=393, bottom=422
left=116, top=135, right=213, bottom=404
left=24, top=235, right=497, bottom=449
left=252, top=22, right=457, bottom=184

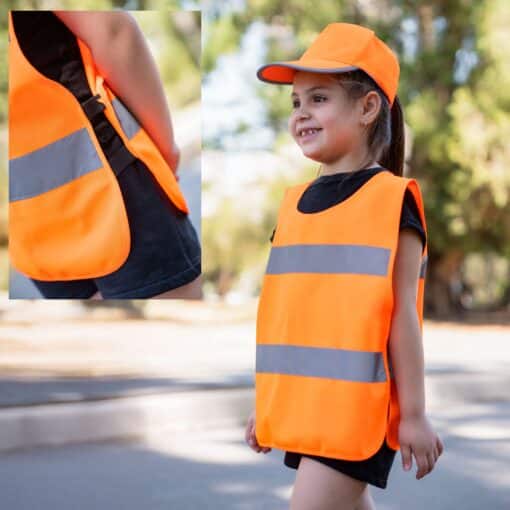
left=257, top=59, right=359, bottom=84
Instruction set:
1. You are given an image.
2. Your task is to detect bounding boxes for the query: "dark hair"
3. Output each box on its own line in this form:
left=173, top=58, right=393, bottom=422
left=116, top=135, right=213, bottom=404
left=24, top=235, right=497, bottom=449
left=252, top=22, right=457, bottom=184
left=332, top=69, right=405, bottom=177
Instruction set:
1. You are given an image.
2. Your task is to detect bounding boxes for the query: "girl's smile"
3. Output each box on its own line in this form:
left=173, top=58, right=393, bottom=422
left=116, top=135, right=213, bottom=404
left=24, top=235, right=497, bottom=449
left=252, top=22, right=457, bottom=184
left=296, top=126, right=323, bottom=143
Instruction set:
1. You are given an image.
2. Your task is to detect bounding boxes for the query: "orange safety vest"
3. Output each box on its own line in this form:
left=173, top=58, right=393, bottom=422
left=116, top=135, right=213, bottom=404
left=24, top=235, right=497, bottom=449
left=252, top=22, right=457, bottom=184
left=8, top=12, right=189, bottom=281
left=255, top=170, right=428, bottom=460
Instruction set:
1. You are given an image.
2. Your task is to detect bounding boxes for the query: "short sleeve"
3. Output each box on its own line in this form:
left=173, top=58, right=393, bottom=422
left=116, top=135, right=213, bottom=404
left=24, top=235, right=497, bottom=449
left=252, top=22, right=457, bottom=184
left=400, top=189, right=426, bottom=250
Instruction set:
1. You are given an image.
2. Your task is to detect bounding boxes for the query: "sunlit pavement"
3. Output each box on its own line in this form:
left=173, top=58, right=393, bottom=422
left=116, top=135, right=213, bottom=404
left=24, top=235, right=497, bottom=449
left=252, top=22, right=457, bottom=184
left=1, top=410, right=509, bottom=510
left=1, top=369, right=509, bottom=509
left=1, top=305, right=509, bottom=508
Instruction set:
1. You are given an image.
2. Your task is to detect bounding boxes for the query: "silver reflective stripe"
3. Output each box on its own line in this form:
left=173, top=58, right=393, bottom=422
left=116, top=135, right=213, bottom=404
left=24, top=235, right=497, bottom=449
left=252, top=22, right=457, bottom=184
left=266, top=244, right=390, bottom=276
left=419, top=256, right=427, bottom=279
left=256, top=344, right=387, bottom=383
left=112, top=98, right=141, bottom=139
left=10, top=128, right=102, bottom=202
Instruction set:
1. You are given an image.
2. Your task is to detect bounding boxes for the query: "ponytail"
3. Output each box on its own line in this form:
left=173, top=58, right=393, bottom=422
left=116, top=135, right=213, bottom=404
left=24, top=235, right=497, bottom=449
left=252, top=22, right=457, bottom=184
left=380, top=96, right=405, bottom=177
left=334, top=71, right=406, bottom=177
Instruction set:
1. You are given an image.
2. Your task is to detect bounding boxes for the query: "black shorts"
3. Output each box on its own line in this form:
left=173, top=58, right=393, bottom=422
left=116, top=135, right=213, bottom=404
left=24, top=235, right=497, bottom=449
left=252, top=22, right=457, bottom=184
left=31, top=159, right=201, bottom=299
left=284, top=438, right=397, bottom=489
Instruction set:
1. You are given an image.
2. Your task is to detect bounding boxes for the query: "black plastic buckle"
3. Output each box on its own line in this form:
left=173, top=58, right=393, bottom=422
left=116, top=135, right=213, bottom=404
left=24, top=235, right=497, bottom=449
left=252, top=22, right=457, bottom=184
left=94, top=120, right=116, bottom=144
left=81, top=94, right=106, bottom=120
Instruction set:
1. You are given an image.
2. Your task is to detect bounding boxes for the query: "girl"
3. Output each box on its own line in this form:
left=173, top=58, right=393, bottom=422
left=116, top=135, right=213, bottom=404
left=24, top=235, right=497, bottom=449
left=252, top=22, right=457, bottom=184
left=245, top=23, right=444, bottom=510
left=9, top=11, right=201, bottom=299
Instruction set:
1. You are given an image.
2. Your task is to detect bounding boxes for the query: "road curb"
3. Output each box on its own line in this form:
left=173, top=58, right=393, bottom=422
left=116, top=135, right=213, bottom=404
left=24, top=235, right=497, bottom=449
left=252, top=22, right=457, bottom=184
left=0, top=387, right=254, bottom=453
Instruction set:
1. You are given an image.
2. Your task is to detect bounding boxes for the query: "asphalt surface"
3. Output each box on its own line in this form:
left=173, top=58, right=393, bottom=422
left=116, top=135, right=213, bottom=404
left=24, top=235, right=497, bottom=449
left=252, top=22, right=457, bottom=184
left=0, top=375, right=252, bottom=408
left=1, top=306, right=509, bottom=508
left=1, top=416, right=509, bottom=510
left=1, top=352, right=509, bottom=508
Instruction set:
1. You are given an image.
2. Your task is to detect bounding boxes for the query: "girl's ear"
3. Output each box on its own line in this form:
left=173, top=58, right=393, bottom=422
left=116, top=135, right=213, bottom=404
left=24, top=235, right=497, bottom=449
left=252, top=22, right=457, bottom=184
left=360, top=90, right=381, bottom=126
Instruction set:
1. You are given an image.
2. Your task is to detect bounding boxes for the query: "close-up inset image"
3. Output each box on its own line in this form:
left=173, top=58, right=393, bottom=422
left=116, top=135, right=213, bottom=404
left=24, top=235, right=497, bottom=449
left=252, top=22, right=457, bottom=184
left=8, top=10, right=201, bottom=299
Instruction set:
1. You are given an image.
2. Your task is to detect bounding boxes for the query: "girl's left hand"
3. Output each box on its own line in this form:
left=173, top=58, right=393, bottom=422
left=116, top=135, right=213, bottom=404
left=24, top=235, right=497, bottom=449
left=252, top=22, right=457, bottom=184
left=245, top=411, right=271, bottom=454
left=399, top=414, right=444, bottom=480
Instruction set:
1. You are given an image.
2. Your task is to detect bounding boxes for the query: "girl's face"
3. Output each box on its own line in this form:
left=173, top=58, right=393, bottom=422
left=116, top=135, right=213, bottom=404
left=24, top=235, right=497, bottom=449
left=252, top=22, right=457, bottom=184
left=289, top=72, right=363, bottom=164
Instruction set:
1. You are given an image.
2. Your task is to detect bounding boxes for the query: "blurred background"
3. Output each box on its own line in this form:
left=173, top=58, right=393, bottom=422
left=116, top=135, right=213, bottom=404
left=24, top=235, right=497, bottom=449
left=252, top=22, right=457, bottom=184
left=1, top=1, right=510, bottom=509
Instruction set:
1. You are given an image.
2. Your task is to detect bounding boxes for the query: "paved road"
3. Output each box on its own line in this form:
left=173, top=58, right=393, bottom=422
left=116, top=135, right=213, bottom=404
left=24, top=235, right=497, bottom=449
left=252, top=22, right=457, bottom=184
left=1, top=312, right=509, bottom=508
left=2, top=358, right=510, bottom=508
left=1, top=413, right=509, bottom=510
left=0, top=375, right=253, bottom=408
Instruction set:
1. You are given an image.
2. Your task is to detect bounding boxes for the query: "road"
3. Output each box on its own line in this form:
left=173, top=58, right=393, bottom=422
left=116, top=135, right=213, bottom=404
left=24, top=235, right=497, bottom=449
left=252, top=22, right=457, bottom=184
left=1, top=411, right=509, bottom=510
left=2, top=356, right=510, bottom=510
left=1, top=308, right=509, bottom=508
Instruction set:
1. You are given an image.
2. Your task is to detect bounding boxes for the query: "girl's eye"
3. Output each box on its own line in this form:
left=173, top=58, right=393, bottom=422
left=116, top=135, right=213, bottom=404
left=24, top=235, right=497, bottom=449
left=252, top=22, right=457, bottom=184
left=291, top=95, right=326, bottom=108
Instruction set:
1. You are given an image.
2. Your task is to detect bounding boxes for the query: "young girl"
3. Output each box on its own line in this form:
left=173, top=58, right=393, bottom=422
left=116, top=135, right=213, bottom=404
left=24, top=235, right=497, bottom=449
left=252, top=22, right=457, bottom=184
left=245, top=23, right=444, bottom=510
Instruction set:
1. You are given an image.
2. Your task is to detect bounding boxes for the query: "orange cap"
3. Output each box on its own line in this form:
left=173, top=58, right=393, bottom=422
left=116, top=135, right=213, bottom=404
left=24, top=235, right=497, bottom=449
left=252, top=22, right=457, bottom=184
left=257, top=23, right=400, bottom=106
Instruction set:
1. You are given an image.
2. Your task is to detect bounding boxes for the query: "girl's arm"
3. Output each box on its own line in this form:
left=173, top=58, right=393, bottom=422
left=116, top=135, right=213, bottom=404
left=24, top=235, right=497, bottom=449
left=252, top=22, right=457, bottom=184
left=388, top=228, right=444, bottom=479
left=54, top=11, right=180, bottom=174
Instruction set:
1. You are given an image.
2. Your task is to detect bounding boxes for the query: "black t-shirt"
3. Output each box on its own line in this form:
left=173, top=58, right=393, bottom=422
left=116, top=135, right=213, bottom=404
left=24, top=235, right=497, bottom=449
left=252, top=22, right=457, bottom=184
left=271, top=166, right=426, bottom=249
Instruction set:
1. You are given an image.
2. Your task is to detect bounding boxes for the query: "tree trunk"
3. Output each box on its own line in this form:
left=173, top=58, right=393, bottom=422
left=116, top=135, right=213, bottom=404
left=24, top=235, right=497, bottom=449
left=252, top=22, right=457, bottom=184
left=424, top=250, right=464, bottom=318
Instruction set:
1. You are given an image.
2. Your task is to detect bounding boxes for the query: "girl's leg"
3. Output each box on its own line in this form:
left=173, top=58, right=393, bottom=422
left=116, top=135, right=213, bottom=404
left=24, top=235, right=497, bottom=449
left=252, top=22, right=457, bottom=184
left=290, top=457, right=367, bottom=510
left=355, top=486, right=376, bottom=510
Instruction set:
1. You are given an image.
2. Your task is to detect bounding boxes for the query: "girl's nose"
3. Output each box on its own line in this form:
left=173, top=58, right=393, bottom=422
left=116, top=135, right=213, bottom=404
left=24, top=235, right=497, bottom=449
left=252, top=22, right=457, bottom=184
left=296, top=106, right=311, bottom=119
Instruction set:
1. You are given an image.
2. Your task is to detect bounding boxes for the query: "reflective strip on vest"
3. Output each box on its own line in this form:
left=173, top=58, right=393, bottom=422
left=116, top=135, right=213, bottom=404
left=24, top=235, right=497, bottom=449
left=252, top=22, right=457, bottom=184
left=9, top=127, right=102, bottom=202
left=256, top=344, right=387, bottom=383
left=112, top=98, right=141, bottom=140
left=266, top=244, right=391, bottom=276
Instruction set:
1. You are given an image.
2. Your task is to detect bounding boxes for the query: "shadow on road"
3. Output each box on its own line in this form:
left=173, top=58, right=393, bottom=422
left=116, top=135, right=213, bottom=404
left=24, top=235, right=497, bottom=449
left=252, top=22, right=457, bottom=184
left=0, top=374, right=253, bottom=408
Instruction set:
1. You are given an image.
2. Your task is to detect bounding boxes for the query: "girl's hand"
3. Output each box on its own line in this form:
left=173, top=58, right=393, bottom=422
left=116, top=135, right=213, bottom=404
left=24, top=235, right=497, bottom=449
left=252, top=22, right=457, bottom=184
left=399, top=414, right=444, bottom=480
left=245, top=411, right=271, bottom=453
left=165, top=142, right=180, bottom=180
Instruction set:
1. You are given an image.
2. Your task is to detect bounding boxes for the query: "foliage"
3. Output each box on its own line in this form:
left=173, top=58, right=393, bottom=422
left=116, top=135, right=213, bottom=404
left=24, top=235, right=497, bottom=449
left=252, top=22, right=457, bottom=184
left=203, top=0, right=510, bottom=311
left=202, top=166, right=313, bottom=296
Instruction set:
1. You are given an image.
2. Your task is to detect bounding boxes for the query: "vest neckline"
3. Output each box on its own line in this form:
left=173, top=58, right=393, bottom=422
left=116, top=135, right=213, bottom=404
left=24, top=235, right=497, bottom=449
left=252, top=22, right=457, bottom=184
left=295, top=168, right=392, bottom=216
left=314, top=165, right=384, bottom=183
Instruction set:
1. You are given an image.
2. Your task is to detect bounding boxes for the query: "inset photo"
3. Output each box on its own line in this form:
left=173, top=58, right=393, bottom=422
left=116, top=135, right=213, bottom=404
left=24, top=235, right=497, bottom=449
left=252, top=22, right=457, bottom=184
left=7, top=9, right=201, bottom=299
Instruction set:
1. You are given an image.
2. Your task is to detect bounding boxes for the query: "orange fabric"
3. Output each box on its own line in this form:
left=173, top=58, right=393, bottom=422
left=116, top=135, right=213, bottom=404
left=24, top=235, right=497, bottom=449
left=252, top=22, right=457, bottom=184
left=8, top=13, right=188, bottom=280
left=85, top=44, right=189, bottom=214
left=257, top=23, right=399, bottom=106
left=9, top=168, right=130, bottom=281
left=255, top=170, right=428, bottom=460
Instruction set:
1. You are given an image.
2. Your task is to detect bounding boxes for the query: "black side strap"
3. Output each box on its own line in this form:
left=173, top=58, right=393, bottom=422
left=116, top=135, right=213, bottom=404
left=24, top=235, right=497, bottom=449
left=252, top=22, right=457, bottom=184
left=94, top=120, right=116, bottom=144
left=108, top=145, right=136, bottom=177
left=81, top=94, right=106, bottom=120
left=60, top=60, right=90, bottom=101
